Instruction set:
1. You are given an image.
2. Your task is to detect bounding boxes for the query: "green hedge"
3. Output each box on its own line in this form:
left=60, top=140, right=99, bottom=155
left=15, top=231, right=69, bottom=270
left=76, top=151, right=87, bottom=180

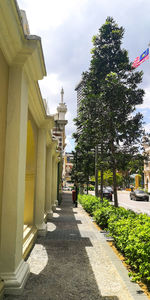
left=79, top=194, right=150, bottom=284
left=78, top=194, right=101, bottom=215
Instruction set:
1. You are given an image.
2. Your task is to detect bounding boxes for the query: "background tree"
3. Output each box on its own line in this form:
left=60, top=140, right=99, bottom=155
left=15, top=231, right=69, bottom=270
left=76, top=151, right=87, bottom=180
left=71, top=132, right=95, bottom=194
left=75, top=17, right=145, bottom=207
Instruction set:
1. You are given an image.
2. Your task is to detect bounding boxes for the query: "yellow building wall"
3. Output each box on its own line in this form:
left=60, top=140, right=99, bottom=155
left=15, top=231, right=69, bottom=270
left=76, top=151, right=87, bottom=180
left=0, top=49, right=9, bottom=242
left=135, top=174, right=140, bottom=189
left=24, top=114, right=38, bottom=225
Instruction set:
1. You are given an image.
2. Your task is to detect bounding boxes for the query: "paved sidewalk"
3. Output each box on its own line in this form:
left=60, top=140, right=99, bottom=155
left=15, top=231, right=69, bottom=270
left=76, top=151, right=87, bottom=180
left=4, top=192, right=148, bottom=300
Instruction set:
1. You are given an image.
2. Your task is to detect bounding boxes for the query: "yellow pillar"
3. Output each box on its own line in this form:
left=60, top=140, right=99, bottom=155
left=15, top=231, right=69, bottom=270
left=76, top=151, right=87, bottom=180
left=45, top=145, right=53, bottom=219
left=0, top=66, right=29, bottom=294
left=51, top=155, right=59, bottom=211
left=135, top=174, right=140, bottom=189
left=55, top=159, right=59, bottom=206
left=35, top=128, right=47, bottom=236
left=51, top=155, right=56, bottom=211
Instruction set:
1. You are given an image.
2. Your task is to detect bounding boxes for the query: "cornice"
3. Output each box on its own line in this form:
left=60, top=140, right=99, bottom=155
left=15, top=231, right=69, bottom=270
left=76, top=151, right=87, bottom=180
left=28, top=82, right=54, bottom=129
left=0, top=0, right=24, bottom=64
left=23, top=37, right=46, bottom=80
left=25, top=35, right=46, bottom=78
left=0, top=0, right=46, bottom=80
left=28, top=83, right=46, bottom=127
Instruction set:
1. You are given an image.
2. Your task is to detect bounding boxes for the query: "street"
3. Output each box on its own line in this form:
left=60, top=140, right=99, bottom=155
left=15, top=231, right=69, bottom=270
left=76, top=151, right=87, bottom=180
left=89, top=190, right=150, bottom=216
left=116, top=191, right=150, bottom=216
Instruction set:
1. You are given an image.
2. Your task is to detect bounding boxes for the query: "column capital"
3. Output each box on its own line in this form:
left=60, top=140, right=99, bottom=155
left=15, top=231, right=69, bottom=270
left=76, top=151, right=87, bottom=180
left=11, top=39, right=37, bottom=67
left=52, top=151, right=60, bottom=160
left=49, top=140, right=58, bottom=155
left=40, top=116, right=54, bottom=130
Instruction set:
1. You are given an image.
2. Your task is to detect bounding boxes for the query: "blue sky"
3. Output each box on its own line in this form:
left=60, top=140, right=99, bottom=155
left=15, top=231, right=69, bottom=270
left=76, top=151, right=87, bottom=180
left=18, top=0, right=150, bottom=152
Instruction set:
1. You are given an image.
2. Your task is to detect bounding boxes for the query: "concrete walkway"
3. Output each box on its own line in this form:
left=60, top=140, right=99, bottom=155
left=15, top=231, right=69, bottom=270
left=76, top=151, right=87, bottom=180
left=4, top=192, right=148, bottom=300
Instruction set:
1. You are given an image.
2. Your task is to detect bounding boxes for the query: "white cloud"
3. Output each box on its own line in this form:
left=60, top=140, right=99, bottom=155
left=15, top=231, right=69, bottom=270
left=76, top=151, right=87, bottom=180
left=39, top=74, right=62, bottom=114
left=65, top=135, right=75, bottom=153
left=18, top=0, right=150, bottom=152
left=65, top=110, right=76, bottom=136
left=18, top=0, right=88, bottom=32
left=39, top=73, right=62, bottom=95
left=144, top=123, right=150, bottom=133
left=137, top=88, right=150, bottom=109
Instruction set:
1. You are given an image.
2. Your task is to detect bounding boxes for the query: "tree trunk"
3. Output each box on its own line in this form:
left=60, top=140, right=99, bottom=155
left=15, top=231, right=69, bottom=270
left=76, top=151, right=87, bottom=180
left=112, top=164, right=118, bottom=207
left=86, top=181, right=89, bottom=194
left=79, top=184, right=84, bottom=195
left=100, top=168, right=103, bottom=202
left=100, top=142, right=104, bottom=202
left=111, top=142, right=118, bottom=207
left=95, top=145, right=99, bottom=197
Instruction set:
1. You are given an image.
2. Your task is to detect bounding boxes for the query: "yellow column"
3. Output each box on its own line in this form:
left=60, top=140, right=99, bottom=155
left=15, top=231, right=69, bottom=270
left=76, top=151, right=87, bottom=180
left=0, top=66, right=29, bottom=294
left=51, top=155, right=59, bottom=211
left=135, top=174, right=140, bottom=189
left=55, top=159, right=59, bottom=206
left=35, top=128, right=47, bottom=236
left=45, top=145, right=53, bottom=219
left=51, top=155, right=56, bottom=211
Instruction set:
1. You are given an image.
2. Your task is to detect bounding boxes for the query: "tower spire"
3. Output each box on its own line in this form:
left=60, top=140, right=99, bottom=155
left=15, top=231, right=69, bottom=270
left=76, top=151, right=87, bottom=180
left=61, top=87, right=64, bottom=104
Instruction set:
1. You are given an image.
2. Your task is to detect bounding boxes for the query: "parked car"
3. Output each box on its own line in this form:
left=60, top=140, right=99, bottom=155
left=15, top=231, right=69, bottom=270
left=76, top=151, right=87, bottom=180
left=63, top=187, right=72, bottom=191
left=130, top=189, right=149, bottom=201
left=63, top=187, right=68, bottom=191
left=105, top=186, right=113, bottom=194
left=99, top=188, right=112, bottom=201
left=67, top=187, right=72, bottom=191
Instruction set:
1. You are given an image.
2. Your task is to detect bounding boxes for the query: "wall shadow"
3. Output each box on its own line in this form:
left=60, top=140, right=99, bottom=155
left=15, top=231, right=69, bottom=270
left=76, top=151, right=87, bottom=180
left=4, top=192, right=119, bottom=300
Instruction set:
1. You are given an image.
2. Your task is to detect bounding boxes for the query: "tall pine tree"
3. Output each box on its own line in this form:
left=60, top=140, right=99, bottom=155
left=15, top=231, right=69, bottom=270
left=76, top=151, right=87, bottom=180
left=74, top=17, right=144, bottom=206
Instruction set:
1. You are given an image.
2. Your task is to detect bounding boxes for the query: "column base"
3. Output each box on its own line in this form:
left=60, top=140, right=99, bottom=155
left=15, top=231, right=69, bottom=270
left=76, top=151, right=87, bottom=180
left=1, top=260, right=29, bottom=295
left=52, top=204, right=56, bottom=212
left=46, top=210, right=53, bottom=220
left=0, top=279, right=4, bottom=300
left=23, top=226, right=37, bottom=260
left=55, top=200, right=58, bottom=206
left=36, top=222, right=47, bottom=236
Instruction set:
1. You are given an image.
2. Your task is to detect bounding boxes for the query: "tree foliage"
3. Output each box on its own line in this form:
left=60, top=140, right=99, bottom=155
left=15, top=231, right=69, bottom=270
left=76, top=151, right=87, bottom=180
left=73, top=17, right=145, bottom=206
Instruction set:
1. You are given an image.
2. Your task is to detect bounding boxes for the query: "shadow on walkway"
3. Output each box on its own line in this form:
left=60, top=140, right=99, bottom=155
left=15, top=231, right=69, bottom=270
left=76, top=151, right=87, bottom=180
left=4, top=193, right=119, bottom=300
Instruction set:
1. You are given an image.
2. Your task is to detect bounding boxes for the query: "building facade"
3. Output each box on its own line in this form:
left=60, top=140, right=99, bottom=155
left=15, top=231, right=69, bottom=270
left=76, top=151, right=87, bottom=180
left=63, top=153, right=73, bottom=186
left=75, top=80, right=84, bottom=116
left=52, top=88, right=68, bottom=200
left=53, top=88, right=68, bottom=154
left=0, top=2, right=67, bottom=298
left=143, top=143, right=150, bottom=191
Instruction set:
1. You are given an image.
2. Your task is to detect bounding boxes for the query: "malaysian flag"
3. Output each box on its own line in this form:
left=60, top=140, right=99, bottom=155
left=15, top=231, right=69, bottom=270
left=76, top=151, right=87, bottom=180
left=132, top=48, right=149, bottom=68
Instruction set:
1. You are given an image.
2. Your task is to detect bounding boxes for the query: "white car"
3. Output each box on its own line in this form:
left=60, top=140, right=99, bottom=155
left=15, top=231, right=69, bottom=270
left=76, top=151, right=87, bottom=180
left=105, top=186, right=113, bottom=194
left=63, top=187, right=72, bottom=191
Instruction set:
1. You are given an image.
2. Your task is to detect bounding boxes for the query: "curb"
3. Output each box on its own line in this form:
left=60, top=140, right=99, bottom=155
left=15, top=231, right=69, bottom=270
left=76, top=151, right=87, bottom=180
left=99, top=232, right=149, bottom=300
left=81, top=205, right=149, bottom=300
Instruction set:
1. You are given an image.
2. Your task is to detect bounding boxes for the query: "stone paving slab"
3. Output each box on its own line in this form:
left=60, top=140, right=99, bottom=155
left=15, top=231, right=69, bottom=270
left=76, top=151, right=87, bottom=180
left=4, top=193, right=149, bottom=300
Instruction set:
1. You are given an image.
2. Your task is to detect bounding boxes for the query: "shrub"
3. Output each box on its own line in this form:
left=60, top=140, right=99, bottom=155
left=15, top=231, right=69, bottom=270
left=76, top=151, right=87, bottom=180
left=78, top=194, right=101, bottom=215
left=124, top=215, right=150, bottom=282
left=79, top=194, right=150, bottom=284
left=93, top=205, right=115, bottom=229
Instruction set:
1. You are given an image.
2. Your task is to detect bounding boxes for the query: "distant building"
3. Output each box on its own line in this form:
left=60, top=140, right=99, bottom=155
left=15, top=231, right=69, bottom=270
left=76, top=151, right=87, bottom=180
left=52, top=88, right=68, bottom=154
left=63, top=152, right=73, bottom=185
left=75, top=80, right=84, bottom=116
left=143, top=140, right=150, bottom=191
